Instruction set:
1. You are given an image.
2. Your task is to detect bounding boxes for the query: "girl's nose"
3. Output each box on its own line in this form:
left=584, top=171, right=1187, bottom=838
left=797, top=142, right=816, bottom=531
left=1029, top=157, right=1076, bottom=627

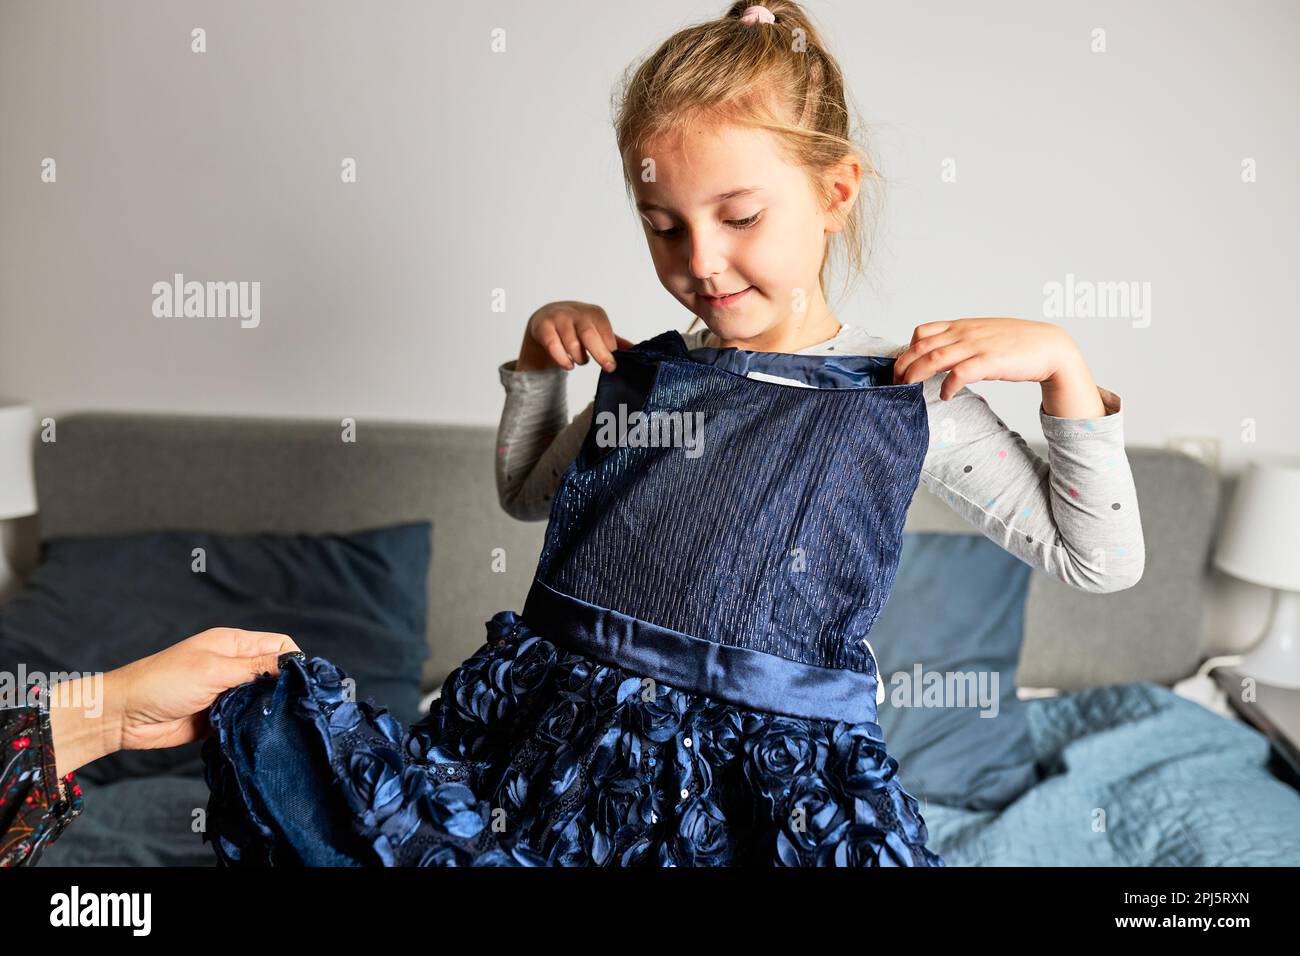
left=687, top=231, right=726, bottom=281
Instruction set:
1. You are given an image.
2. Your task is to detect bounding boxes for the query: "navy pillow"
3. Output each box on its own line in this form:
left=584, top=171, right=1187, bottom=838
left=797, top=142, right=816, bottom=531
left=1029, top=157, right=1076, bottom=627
left=0, top=522, right=431, bottom=784
left=869, top=532, right=1041, bottom=811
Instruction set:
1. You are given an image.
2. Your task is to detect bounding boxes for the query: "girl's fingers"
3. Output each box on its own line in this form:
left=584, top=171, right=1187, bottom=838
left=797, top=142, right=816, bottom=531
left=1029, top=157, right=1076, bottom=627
left=910, top=321, right=952, bottom=344
left=579, top=326, right=617, bottom=372
left=904, top=341, right=979, bottom=386
left=898, top=321, right=953, bottom=374
left=940, top=357, right=985, bottom=400
left=534, top=324, right=575, bottom=369
left=594, top=322, right=619, bottom=354
left=557, top=323, right=586, bottom=366
left=531, top=311, right=631, bottom=371
left=895, top=333, right=962, bottom=383
left=549, top=342, right=575, bottom=370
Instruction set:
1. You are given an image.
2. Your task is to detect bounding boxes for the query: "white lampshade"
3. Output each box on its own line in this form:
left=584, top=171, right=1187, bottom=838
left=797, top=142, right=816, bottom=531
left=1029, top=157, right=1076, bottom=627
left=1214, top=458, right=1300, bottom=592
left=0, top=404, right=38, bottom=521
left=1213, top=458, right=1300, bottom=688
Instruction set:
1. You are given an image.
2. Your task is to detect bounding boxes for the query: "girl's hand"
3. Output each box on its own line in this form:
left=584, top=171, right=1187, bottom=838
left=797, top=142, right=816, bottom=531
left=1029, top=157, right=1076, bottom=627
left=48, top=628, right=301, bottom=777
left=518, top=301, right=634, bottom=372
left=891, top=318, right=1085, bottom=401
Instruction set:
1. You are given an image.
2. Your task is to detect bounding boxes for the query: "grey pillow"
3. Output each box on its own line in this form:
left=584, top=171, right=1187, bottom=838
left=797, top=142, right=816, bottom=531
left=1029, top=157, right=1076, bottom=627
left=870, top=532, right=1042, bottom=810
left=0, top=522, right=431, bottom=784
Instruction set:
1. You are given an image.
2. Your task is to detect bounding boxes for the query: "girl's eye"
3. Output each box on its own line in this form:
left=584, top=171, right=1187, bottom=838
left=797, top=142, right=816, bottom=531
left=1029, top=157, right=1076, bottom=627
left=650, top=213, right=762, bottom=238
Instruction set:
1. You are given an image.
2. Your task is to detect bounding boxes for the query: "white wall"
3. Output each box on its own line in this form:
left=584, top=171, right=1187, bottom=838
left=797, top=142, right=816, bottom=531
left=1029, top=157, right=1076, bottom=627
left=2, top=0, right=1297, bottom=652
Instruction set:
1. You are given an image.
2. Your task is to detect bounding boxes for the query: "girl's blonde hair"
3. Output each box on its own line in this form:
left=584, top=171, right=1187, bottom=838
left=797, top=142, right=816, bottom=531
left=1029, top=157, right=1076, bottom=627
left=610, top=0, right=885, bottom=340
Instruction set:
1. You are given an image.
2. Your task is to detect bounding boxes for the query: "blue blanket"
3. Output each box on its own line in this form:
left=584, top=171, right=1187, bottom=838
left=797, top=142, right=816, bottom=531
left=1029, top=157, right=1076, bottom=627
left=920, top=682, right=1300, bottom=866
left=39, top=681, right=1300, bottom=866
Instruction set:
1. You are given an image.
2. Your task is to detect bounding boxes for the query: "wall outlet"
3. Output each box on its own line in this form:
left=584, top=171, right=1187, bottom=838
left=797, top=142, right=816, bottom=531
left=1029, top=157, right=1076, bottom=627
left=1165, top=435, right=1220, bottom=471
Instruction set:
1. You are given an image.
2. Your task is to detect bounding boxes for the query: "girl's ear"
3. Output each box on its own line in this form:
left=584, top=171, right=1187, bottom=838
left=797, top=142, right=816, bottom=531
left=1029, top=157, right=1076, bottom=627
left=821, top=155, right=863, bottom=232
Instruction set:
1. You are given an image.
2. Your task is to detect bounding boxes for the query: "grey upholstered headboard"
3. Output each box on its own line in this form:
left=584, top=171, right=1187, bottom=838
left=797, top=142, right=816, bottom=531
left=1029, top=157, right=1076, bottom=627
left=32, top=412, right=1219, bottom=694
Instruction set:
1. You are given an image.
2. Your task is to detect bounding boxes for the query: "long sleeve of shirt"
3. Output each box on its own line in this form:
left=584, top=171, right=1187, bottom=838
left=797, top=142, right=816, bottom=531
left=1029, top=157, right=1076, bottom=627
left=0, top=688, right=84, bottom=866
left=494, top=325, right=1144, bottom=594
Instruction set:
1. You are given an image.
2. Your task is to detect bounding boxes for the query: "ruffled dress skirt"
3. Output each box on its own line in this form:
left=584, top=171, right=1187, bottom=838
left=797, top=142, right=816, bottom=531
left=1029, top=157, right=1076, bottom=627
left=202, top=611, right=944, bottom=867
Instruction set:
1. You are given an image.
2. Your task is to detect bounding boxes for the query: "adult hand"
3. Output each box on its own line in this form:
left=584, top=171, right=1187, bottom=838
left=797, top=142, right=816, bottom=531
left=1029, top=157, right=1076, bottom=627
left=48, top=627, right=301, bottom=778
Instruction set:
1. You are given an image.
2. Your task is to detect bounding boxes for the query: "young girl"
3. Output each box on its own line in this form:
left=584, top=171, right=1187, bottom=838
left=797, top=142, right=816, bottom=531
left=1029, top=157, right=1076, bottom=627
left=199, top=0, right=1144, bottom=867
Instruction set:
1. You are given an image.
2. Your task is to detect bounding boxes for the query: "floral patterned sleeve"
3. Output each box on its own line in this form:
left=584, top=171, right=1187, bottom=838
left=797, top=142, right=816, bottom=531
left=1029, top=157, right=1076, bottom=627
left=0, top=684, right=85, bottom=866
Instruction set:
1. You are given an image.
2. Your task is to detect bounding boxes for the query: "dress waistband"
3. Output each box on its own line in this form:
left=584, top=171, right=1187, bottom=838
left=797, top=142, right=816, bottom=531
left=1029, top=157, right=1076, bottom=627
left=522, top=577, right=880, bottom=724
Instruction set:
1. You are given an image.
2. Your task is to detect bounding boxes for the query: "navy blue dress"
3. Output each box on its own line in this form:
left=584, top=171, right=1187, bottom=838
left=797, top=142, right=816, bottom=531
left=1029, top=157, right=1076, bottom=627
left=201, top=329, right=945, bottom=867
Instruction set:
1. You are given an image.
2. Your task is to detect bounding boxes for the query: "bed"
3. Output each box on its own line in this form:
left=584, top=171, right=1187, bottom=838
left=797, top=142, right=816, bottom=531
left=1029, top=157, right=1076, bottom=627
left=16, top=410, right=1300, bottom=866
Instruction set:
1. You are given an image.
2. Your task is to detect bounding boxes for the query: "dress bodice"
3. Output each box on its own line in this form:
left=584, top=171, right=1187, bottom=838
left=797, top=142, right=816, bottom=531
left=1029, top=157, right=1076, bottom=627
left=522, top=328, right=928, bottom=723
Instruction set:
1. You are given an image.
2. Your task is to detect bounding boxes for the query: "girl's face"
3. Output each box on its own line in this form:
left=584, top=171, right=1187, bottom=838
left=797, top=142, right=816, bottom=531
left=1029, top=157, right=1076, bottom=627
left=627, top=122, right=854, bottom=350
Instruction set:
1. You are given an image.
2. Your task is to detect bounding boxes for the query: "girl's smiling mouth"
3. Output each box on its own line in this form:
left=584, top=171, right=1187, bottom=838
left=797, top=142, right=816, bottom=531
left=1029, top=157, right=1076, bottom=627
left=700, top=286, right=754, bottom=308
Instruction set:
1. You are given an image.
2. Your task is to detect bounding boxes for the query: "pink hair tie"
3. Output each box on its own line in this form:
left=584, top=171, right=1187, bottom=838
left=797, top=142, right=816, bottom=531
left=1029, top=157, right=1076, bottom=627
left=739, top=5, right=776, bottom=25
